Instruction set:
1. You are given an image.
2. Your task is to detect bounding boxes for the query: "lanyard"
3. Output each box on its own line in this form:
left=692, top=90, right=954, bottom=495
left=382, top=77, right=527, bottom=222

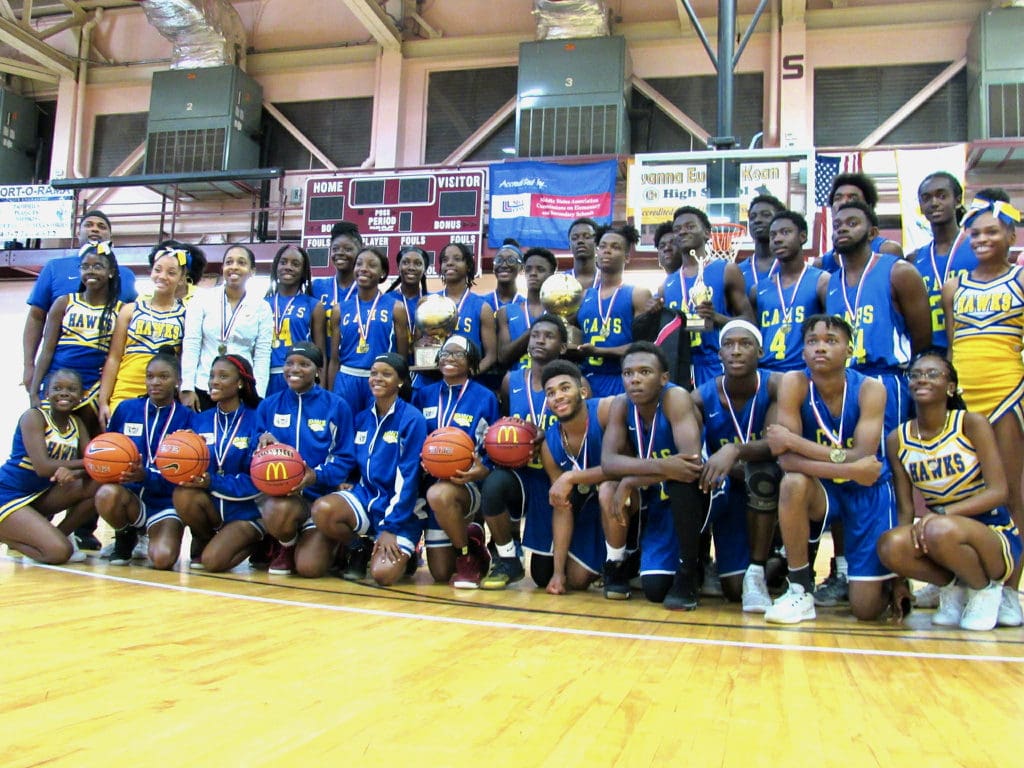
left=438, top=380, right=470, bottom=429
left=631, top=402, right=660, bottom=459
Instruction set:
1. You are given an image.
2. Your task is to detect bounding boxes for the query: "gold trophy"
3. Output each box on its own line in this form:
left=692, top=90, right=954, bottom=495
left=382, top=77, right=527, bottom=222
left=413, top=295, right=459, bottom=368
left=540, top=274, right=584, bottom=347
left=684, top=250, right=713, bottom=331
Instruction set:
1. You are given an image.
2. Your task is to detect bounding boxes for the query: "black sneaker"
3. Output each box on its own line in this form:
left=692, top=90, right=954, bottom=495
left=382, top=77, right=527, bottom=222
left=75, top=532, right=103, bottom=551
left=343, top=538, right=370, bottom=581
left=481, top=556, right=526, bottom=590
left=405, top=540, right=423, bottom=577
left=109, top=528, right=138, bottom=566
left=602, top=559, right=631, bottom=600
left=664, top=567, right=699, bottom=611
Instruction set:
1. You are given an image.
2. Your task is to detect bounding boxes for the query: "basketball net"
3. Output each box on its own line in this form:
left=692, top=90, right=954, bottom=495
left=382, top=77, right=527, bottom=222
left=707, top=223, right=746, bottom=261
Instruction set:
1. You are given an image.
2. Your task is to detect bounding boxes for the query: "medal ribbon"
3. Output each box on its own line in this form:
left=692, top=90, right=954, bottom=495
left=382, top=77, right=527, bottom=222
left=838, top=252, right=879, bottom=330
left=595, top=285, right=622, bottom=333
left=772, top=262, right=809, bottom=329
left=273, top=294, right=297, bottom=338
left=355, top=291, right=383, bottom=346
left=808, top=378, right=848, bottom=449
left=438, top=379, right=470, bottom=429
left=632, top=402, right=660, bottom=459
left=220, top=291, right=247, bottom=349
left=928, top=230, right=966, bottom=288
left=213, top=406, right=245, bottom=473
left=720, top=374, right=761, bottom=444
left=144, top=401, right=177, bottom=467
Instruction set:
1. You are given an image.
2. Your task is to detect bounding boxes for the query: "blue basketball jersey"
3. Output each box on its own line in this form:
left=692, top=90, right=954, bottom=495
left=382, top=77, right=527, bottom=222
left=798, top=368, right=891, bottom=486
left=434, top=289, right=489, bottom=353
left=508, top=368, right=557, bottom=469
left=738, top=257, right=775, bottom=294
left=663, top=259, right=729, bottom=386
left=825, top=253, right=910, bottom=373
left=625, top=385, right=683, bottom=501
left=757, top=266, right=826, bottom=372
left=698, top=370, right=773, bottom=454
left=484, top=291, right=526, bottom=315
left=577, top=283, right=635, bottom=378
left=266, top=293, right=321, bottom=370
left=913, top=234, right=976, bottom=350
left=312, top=276, right=356, bottom=307
left=335, top=291, right=399, bottom=369
left=544, top=398, right=604, bottom=480
left=505, top=300, right=536, bottom=371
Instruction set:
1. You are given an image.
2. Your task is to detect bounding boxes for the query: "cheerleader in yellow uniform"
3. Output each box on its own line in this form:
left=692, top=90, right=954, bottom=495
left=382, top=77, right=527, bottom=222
left=941, top=192, right=1024, bottom=576
left=878, top=352, right=1022, bottom=630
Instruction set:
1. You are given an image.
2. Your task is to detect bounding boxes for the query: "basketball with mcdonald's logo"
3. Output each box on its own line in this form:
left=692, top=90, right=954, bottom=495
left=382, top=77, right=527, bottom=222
left=484, top=417, right=537, bottom=468
left=421, top=427, right=476, bottom=479
left=250, top=443, right=307, bottom=496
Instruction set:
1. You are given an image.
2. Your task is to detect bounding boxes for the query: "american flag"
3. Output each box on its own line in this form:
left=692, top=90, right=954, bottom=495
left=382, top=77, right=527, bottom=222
left=814, top=152, right=862, bottom=255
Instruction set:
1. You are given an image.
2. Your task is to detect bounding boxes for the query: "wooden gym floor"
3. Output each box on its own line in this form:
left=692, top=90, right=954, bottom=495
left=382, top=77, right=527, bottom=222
left=1, top=282, right=1022, bottom=767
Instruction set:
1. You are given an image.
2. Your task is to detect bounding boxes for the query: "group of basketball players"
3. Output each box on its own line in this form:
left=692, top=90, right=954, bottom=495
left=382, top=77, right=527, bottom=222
left=1, top=168, right=1022, bottom=632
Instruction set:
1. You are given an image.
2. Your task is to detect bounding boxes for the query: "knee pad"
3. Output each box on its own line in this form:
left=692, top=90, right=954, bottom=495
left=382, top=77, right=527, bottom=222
left=745, top=461, right=781, bottom=512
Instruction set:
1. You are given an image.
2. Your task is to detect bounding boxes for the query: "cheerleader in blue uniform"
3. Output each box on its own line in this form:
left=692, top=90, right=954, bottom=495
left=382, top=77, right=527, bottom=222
left=751, top=211, right=828, bottom=373
left=496, top=248, right=558, bottom=371
left=539, top=360, right=614, bottom=595
left=30, top=242, right=122, bottom=436
left=95, top=351, right=194, bottom=569
left=264, top=245, right=326, bottom=396
left=173, top=355, right=263, bottom=573
left=480, top=314, right=566, bottom=589
left=310, top=353, right=427, bottom=585
left=0, top=370, right=97, bottom=564
left=328, top=247, right=409, bottom=414
left=255, top=343, right=355, bottom=576
left=877, top=352, right=1022, bottom=631
left=576, top=225, right=651, bottom=397
left=425, top=242, right=498, bottom=380
left=414, top=336, right=499, bottom=588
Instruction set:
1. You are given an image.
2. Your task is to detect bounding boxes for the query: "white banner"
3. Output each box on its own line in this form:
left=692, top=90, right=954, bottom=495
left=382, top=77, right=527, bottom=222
left=0, top=185, right=75, bottom=241
left=894, top=144, right=966, bottom=253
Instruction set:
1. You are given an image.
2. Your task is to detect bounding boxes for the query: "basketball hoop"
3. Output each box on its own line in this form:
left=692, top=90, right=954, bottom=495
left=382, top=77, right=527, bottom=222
left=708, top=223, right=746, bottom=261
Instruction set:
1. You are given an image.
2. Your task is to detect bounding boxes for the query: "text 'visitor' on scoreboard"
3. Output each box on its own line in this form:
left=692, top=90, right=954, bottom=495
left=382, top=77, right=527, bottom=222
left=302, top=169, right=486, bottom=277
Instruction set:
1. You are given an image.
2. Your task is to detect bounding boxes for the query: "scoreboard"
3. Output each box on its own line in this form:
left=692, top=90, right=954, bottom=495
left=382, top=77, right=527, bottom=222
left=302, top=169, right=486, bottom=277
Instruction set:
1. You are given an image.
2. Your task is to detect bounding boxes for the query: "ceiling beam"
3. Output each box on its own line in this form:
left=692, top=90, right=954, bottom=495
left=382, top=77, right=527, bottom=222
left=0, top=17, right=77, bottom=77
left=340, top=0, right=402, bottom=51
left=0, top=54, right=59, bottom=83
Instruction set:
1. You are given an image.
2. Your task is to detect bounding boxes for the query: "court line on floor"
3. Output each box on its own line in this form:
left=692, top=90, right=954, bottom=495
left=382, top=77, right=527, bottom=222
left=26, top=562, right=1024, bottom=664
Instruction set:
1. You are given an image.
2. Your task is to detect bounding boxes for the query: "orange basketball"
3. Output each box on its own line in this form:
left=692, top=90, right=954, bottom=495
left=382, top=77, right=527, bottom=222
left=155, top=430, right=210, bottom=485
left=484, top=418, right=538, bottom=469
left=420, top=427, right=476, bottom=480
left=250, top=443, right=307, bottom=496
left=83, top=433, right=141, bottom=483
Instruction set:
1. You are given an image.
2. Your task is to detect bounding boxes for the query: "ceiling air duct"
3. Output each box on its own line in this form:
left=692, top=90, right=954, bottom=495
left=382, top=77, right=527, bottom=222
left=134, top=0, right=247, bottom=69
left=533, top=0, right=610, bottom=40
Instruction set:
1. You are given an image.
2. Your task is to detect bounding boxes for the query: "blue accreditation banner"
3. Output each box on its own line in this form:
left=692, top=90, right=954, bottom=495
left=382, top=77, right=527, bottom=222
left=488, top=159, right=616, bottom=249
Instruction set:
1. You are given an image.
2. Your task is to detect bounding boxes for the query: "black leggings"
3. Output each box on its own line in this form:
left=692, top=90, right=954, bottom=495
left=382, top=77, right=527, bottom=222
left=480, top=468, right=523, bottom=520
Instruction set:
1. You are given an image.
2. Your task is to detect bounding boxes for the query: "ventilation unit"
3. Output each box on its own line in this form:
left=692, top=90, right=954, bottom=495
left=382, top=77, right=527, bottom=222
left=515, top=36, right=630, bottom=158
left=0, top=89, right=37, bottom=183
left=967, top=8, right=1024, bottom=140
left=144, top=65, right=262, bottom=174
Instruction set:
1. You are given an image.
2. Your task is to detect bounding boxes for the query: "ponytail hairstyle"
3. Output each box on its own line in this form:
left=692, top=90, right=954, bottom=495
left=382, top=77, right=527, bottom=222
left=214, top=353, right=262, bottom=408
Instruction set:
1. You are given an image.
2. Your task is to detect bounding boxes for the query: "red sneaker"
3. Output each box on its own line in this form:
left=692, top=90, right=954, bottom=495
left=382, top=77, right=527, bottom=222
left=268, top=543, right=295, bottom=575
left=451, top=551, right=483, bottom=589
left=467, top=522, right=491, bottom=577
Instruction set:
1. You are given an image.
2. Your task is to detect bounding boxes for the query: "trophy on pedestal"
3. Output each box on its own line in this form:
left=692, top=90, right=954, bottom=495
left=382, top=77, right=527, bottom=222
left=413, top=295, right=459, bottom=368
left=539, top=274, right=584, bottom=348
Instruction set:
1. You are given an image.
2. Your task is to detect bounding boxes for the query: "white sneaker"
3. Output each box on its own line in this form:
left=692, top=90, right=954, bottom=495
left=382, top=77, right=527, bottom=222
left=932, top=584, right=966, bottom=627
left=701, top=560, right=723, bottom=597
left=997, top=586, right=1023, bottom=627
left=66, top=535, right=87, bottom=564
left=133, top=534, right=149, bottom=560
left=913, top=581, right=941, bottom=609
left=98, top=541, right=115, bottom=559
left=765, top=583, right=816, bottom=624
left=960, top=581, right=1002, bottom=631
left=741, top=567, right=772, bottom=614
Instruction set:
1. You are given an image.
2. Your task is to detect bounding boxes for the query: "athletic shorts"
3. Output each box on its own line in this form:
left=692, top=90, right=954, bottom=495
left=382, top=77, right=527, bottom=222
left=565, top=487, right=605, bottom=575
left=707, top=479, right=751, bottom=578
left=334, top=484, right=422, bottom=556
left=812, top=479, right=896, bottom=581
left=424, top=481, right=482, bottom=549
